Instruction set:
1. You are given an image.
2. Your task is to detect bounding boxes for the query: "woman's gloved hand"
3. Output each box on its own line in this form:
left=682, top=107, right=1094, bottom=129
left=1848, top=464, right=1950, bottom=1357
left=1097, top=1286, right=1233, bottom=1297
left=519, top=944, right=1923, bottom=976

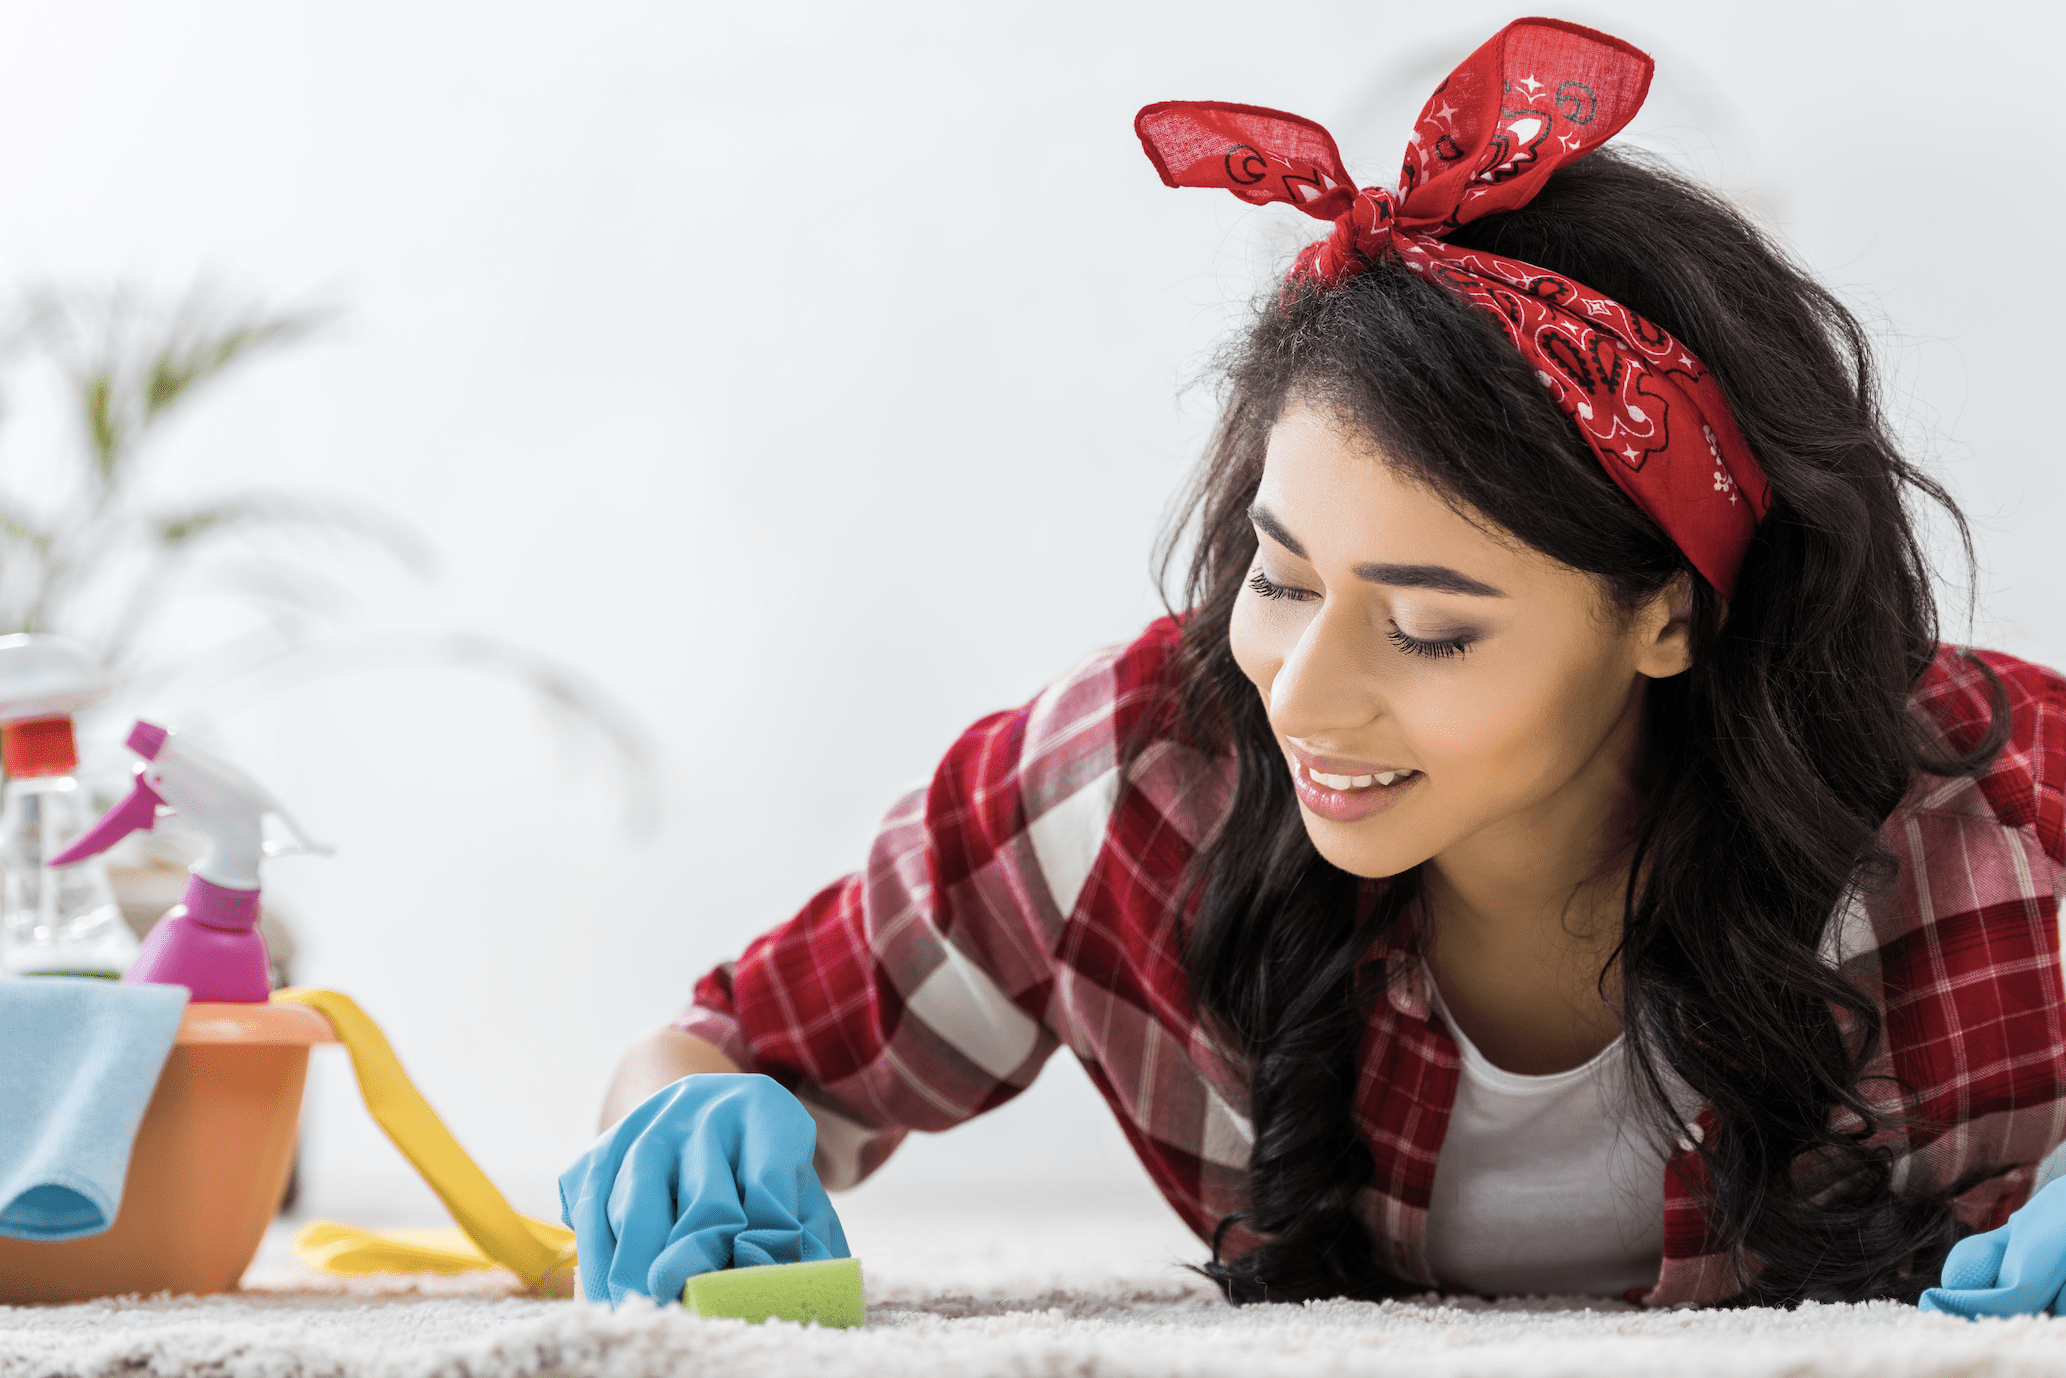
left=558, top=1073, right=849, bottom=1306
left=1920, top=1178, right=2066, bottom=1318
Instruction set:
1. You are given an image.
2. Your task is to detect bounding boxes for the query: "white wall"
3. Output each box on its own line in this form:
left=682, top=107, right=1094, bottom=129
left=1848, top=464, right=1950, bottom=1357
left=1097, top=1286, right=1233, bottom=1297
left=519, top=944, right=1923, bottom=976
left=0, top=0, right=2056, bottom=1225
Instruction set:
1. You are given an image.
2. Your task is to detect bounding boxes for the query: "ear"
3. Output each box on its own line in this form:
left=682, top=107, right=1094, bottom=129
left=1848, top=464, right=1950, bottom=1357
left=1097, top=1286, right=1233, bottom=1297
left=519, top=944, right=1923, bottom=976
left=1633, top=574, right=1696, bottom=680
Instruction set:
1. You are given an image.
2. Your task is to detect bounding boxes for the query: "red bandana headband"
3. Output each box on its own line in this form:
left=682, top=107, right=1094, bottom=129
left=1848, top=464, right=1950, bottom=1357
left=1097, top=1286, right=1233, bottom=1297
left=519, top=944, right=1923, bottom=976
left=1135, top=16, right=1770, bottom=598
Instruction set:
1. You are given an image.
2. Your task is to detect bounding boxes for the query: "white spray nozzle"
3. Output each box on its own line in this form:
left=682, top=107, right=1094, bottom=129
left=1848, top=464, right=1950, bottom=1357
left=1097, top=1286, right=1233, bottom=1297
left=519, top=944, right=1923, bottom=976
left=53, top=720, right=329, bottom=891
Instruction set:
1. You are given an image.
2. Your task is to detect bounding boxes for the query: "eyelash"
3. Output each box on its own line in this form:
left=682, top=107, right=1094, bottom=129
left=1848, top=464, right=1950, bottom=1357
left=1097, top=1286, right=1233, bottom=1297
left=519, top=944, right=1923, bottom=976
left=1246, top=568, right=1312, bottom=603
left=1388, top=627, right=1472, bottom=660
left=1245, top=568, right=1474, bottom=660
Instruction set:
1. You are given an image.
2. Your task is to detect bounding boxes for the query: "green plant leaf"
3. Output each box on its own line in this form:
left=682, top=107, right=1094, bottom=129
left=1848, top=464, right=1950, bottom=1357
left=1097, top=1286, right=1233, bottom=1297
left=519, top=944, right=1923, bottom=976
left=83, top=370, right=121, bottom=482
left=142, top=313, right=314, bottom=422
left=149, top=491, right=436, bottom=574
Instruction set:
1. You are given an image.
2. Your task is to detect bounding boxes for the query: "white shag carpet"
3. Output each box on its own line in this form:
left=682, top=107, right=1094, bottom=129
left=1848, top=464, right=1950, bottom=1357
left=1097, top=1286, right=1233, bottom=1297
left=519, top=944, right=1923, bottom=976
left=5, top=1181, right=2065, bottom=1378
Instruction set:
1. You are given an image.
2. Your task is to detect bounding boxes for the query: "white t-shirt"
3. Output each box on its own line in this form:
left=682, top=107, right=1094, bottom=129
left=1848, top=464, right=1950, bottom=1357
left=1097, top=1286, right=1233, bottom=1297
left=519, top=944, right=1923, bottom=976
left=1421, top=896, right=2066, bottom=1296
left=1422, top=967, right=1685, bottom=1297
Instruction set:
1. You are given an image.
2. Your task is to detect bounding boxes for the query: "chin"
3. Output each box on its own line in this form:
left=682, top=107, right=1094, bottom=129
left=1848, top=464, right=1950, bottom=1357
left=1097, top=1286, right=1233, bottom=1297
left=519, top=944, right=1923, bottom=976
left=1299, top=811, right=1430, bottom=881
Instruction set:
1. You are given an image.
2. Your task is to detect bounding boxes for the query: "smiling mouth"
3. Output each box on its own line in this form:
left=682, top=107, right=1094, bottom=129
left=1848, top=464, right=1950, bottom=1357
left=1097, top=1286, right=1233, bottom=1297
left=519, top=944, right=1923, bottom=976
left=1296, top=761, right=1420, bottom=792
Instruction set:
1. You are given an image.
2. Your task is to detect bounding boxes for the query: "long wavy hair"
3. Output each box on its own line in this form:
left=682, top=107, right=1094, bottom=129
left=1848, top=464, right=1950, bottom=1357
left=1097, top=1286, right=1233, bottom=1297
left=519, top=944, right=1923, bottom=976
left=1152, top=147, right=2008, bottom=1307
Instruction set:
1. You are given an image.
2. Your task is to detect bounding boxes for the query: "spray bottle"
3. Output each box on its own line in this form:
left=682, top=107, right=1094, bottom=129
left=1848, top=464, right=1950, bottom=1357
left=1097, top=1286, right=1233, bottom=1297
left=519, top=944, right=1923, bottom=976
left=0, top=634, right=138, bottom=978
left=51, top=721, right=329, bottom=1002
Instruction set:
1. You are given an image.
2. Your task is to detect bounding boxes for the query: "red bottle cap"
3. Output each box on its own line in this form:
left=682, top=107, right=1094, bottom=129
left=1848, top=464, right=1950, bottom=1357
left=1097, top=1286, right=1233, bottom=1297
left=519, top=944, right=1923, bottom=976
left=2, top=715, right=79, bottom=777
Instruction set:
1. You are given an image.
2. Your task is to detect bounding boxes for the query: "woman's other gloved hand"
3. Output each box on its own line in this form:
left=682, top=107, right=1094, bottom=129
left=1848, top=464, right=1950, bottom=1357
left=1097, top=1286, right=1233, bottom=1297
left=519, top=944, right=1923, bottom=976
left=558, top=1073, right=849, bottom=1306
left=1920, top=1178, right=2066, bottom=1318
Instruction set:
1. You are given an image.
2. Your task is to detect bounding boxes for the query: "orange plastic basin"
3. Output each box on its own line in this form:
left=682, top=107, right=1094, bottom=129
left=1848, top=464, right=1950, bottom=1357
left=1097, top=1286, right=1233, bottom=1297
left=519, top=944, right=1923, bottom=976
left=0, top=1000, right=336, bottom=1302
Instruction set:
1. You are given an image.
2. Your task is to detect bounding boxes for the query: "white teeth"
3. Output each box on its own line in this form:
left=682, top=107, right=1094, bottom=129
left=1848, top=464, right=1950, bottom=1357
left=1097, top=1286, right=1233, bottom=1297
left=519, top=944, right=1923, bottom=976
left=1303, top=763, right=1417, bottom=792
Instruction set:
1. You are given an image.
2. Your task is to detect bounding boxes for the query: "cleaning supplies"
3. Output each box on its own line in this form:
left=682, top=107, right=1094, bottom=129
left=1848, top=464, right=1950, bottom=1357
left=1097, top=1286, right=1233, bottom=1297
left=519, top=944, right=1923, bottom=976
left=0, top=984, right=582, bottom=1302
left=0, top=977, right=187, bottom=1241
left=50, top=721, right=328, bottom=1002
left=4, top=718, right=589, bottom=1298
left=0, top=634, right=138, bottom=978
left=272, top=987, right=575, bottom=1286
left=0, top=994, right=337, bottom=1302
left=13, top=720, right=849, bottom=1310
left=26, top=723, right=581, bottom=1294
left=558, top=1074, right=852, bottom=1306
left=280, top=991, right=870, bottom=1313
left=683, top=1257, right=866, bottom=1327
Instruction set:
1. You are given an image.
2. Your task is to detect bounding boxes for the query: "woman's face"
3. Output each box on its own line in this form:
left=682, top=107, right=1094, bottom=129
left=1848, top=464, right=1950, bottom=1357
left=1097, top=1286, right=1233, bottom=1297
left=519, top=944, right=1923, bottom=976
left=1228, top=400, right=1693, bottom=880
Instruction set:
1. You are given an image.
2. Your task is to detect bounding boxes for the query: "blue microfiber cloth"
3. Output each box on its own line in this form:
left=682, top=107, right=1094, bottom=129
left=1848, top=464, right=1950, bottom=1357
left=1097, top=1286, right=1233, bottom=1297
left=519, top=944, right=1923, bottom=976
left=0, top=977, right=187, bottom=1240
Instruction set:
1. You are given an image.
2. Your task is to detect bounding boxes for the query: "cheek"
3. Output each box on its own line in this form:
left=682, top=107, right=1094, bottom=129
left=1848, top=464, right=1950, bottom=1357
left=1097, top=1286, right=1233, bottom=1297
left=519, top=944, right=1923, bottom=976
left=1227, top=592, right=1282, bottom=703
left=1400, top=649, right=1630, bottom=807
left=1404, top=680, right=1540, bottom=791
left=1302, top=657, right=1629, bottom=878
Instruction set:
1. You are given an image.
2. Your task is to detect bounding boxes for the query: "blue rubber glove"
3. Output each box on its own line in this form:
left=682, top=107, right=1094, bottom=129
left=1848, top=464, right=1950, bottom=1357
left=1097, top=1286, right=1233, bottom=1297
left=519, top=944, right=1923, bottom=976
left=1920, top=1178, right=2066, bottom=1318
left=558, top=1073, right=849, bottom=1306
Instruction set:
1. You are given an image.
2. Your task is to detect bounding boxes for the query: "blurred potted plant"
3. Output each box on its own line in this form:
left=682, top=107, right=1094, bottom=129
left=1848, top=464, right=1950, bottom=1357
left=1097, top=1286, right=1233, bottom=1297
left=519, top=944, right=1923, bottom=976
left=0, top=282, right=658, bottom=969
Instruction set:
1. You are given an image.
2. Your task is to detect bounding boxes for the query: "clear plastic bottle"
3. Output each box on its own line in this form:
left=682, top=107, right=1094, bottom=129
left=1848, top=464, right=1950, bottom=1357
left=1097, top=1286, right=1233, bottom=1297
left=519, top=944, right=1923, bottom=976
left=0, top=636, right=139, bottom=978
left=0, top=763, right=135, bottom=977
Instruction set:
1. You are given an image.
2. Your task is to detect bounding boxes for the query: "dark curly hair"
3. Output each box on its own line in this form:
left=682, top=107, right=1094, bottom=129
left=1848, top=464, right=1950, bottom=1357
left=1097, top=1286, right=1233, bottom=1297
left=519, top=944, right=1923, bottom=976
left=1150, top=147, right=2008, bottom=1307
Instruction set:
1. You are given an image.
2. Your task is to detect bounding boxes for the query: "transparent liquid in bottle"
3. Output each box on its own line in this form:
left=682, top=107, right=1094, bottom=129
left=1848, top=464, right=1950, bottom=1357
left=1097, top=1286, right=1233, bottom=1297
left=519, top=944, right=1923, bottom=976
left=0, top=774, right=138, bottom=977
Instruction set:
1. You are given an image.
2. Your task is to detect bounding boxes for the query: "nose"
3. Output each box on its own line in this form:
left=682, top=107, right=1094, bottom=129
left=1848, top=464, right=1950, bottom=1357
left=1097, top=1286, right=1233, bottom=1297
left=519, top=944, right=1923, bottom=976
left=1266, top=601, right=1381, bottom=742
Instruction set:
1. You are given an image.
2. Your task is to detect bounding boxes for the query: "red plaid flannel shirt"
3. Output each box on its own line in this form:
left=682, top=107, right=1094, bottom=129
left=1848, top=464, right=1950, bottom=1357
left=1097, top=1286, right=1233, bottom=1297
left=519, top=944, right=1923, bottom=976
left=680, top=616, right=2066, bottom=1306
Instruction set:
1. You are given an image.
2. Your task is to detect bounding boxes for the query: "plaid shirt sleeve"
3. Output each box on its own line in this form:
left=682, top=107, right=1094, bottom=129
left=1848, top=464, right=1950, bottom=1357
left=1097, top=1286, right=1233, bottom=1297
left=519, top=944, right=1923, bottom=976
left=675, top=632, right=1166, bottom=1190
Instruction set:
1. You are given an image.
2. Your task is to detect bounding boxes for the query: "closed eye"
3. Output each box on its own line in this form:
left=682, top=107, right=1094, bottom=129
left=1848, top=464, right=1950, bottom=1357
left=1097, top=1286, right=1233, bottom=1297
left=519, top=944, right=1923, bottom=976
left=1247, top=568, right=1317, bottom=603
left=1251, top=567, right=1474, bottom=658
left=1388, top=626, right=1473, bottom=659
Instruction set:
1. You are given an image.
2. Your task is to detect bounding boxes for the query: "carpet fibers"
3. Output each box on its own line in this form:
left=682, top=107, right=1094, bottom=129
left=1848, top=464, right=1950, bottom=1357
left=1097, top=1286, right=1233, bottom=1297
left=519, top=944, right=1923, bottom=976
left=4, top=1187, right=2064, bottom=1377
left=7, top=1271, right=2066, bottom=1378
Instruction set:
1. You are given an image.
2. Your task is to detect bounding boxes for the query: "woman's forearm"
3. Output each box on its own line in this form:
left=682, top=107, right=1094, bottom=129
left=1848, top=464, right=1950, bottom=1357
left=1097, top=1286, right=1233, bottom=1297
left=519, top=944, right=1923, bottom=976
left=599, top=1026, right=741, bottom=1130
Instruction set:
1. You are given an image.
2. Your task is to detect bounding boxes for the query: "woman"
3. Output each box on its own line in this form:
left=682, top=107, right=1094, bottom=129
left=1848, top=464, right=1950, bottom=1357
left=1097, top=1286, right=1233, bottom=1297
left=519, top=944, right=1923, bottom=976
left=560, top=19, right=2066, bottom=1312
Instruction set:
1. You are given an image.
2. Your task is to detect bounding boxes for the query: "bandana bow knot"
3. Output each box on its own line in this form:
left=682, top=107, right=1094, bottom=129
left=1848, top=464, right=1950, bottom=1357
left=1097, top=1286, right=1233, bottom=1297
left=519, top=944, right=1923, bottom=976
left=1306, top=186, right=1399, bottom=282
left=1135, top=17, right=1771, bottom=599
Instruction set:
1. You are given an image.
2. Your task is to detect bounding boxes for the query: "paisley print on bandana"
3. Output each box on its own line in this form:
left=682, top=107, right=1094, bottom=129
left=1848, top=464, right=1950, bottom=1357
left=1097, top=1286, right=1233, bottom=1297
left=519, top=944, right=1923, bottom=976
left=1134, top=17, right=1770, bottom=599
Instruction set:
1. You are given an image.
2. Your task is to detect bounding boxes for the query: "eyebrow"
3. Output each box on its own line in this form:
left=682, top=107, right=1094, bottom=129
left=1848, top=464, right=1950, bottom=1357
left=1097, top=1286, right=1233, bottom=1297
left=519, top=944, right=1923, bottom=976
left=1248, top=503, right=1508, bottom=598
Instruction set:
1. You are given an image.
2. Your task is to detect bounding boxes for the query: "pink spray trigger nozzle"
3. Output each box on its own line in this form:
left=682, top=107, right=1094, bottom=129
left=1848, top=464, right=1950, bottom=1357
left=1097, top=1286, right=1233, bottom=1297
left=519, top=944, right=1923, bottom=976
left=60, top=717, right=322, bottom=1002
left=50, top=719, right=174, bottom=866
left=126, top=720, right=168, bottom=760
left=49, top=777, right=164, bottom=868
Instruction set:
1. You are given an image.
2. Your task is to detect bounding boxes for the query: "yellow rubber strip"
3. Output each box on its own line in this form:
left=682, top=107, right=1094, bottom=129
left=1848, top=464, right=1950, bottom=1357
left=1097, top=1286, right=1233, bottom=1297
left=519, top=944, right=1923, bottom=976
left=274, top=987, right=576, bottom=1284
left=291, top=1220, right=575, bottom=1277
left=295, top=1222, right=500, bottom=1274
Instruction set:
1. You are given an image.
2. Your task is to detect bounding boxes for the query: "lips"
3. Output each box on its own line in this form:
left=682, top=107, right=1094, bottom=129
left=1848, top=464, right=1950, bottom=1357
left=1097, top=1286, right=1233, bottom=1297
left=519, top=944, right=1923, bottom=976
left=1289, top=747, right=1417, bottom=789
left=1288, top=752, right=1422, bottom=823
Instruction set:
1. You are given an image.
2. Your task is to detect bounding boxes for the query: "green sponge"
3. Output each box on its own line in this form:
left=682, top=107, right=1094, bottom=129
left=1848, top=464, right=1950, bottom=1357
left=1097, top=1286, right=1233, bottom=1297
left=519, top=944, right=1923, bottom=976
left=681, top=1257, right=866, bottom=1328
